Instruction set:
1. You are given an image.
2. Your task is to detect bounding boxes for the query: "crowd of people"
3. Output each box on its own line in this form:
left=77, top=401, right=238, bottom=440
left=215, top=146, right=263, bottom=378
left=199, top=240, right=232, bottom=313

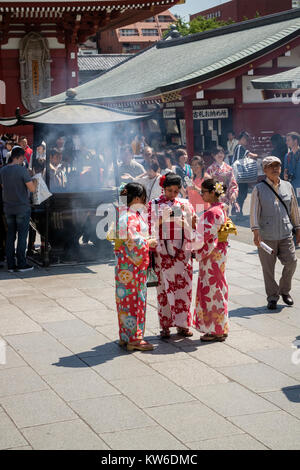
left=113, top=129, right=300, bottom=351
left=0, top=128, right=300, bottom=351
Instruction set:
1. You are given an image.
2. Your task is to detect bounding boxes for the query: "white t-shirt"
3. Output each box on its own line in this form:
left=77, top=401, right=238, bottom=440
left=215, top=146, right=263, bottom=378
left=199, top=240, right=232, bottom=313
left=137, top=175, right=162, bottom=202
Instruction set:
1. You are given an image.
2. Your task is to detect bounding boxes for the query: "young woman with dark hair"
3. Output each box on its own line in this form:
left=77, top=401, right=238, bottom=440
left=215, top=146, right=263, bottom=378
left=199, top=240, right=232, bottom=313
left=193, top=178, right=230, bottom=342
left=174, top=148, right=193, bottom=197
left=187, top=156, right=210, bottom=214
left=115, top=182, right=157, bottom=351
left=148, top=172, right=196, bottom=338
left=206, top=146, right=239, bottom=215
left=155, top=151, right=175, bottom=176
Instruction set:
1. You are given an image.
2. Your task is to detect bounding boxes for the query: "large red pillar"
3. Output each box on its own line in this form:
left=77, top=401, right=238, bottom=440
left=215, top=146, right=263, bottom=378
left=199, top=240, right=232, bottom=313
left=65, top=25, right=79, bottom=90
left=184, top=98, right=194, bottom=158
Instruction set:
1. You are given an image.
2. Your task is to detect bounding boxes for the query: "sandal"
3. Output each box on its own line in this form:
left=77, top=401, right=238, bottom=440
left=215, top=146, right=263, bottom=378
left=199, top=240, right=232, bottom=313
left=177, top=327, right=193, bottom=337
left=200, top=334, right=226, bottom=343
left=160, top=328, right=171, bottom=339
left=118, top=340, right=127, bottom=348
left=127, top=340, right=154, bottom=351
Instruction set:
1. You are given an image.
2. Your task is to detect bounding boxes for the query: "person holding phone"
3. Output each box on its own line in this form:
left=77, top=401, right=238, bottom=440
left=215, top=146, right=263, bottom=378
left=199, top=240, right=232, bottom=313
left=193, top=179, right=229, bottom=342
left=148, top=172, right=196, bottom=339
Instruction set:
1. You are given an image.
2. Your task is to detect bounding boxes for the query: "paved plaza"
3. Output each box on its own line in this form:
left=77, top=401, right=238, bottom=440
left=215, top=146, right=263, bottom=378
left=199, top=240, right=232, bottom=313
left=0, top=237, right=300, bottom=450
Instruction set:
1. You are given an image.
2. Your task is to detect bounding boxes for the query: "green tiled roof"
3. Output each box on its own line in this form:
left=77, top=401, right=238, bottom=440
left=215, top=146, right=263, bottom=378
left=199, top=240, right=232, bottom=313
left=252, top=66, right=300, bottom=89
left=0, top=103, right=150, bottom=126
left=41, top=9, right=300, bottom=105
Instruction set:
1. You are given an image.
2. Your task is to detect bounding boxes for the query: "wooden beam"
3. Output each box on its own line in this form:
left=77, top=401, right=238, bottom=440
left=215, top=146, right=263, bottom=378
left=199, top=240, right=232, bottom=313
left=184, top=98, right=194, bottom=158
left=204, top=90, right=239, bottom=99
left=253, top=66, right=294, bottom=75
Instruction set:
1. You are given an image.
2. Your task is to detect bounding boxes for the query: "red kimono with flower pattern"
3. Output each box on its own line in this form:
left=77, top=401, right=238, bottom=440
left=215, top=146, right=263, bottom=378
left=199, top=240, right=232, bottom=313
left=193, top=203, right=229, bottom=336
left=115, top=209, right=149, bottom=344
left=148, top=195, right=195, bottom=330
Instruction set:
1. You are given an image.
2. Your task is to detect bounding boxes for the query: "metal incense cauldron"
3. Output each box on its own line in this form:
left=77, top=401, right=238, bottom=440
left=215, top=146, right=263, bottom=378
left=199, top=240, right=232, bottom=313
left=0, top=94, right=151, bottom=266
left=30, top=189, right=116, bottom=265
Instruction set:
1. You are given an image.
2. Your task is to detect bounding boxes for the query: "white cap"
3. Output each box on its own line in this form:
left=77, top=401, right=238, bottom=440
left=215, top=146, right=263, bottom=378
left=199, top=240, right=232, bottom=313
left=262, top=156, right=282, bottom=169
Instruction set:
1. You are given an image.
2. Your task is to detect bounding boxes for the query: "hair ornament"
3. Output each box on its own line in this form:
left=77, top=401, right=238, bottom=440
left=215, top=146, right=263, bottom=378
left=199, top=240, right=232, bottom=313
left=214, top=182, right=225, bottom=195
left=159, top=175, right=167, bottom=188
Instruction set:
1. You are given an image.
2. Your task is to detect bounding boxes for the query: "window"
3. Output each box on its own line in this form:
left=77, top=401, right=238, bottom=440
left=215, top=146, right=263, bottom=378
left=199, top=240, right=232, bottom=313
left=142, top=29, right=159, bottom=36
left=158, top=15, right=173, bottom=22
left=144, top=17, right=155, bottom=22
left=123, top=43, right=142, bottom=53
left=119, top=29, right=139, bottom=36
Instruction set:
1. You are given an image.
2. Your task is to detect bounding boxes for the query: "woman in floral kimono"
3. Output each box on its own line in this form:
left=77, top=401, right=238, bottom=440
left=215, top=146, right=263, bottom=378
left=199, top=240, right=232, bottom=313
left=206, top=146, right=239, bottom=215
left=148, top=173, right=196, bottom=338
left=193, top=178, right=229, bottom=342
left=115, top=182, right=157, bottom=351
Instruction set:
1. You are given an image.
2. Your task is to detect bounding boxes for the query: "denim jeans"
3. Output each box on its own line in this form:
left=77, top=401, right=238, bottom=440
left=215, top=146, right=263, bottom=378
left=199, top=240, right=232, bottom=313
left=5, top=210, right=31, bottom=269
left=0, top=211, right=6, bottom=262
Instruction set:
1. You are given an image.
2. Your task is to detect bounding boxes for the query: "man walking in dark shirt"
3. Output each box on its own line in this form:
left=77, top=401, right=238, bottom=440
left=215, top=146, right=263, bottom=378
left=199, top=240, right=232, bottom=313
left=0, top=147, right=37, bottom=272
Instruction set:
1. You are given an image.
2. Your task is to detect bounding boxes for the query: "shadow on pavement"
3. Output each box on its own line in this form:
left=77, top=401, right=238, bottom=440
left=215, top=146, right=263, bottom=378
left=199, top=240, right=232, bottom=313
left=52, top=335, right=199, bottom=369
left=229, top=305, right=285, bottom=319
left=282, top=385, right=300, bottom=403
left=0, top=261, right=116, bottom=280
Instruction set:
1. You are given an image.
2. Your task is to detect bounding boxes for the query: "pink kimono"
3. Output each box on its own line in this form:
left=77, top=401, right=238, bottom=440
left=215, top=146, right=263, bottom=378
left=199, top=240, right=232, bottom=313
left=206, top=161, right=238, bottom=208
left=193, top=203, right=229, bottom=336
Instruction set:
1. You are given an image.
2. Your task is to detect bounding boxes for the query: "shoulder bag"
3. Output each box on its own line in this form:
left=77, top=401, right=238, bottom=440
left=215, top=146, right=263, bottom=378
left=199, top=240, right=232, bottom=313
left=232, top=145, right=258, bottom=184
left=262, top=180, right=296, bottom=235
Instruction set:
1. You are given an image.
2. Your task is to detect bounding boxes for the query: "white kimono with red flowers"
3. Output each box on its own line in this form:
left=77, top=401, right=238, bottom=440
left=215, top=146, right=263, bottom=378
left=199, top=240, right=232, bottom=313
left=148, top=195, right=195, bottom=330
left=193, top=203, right=229, bottom=336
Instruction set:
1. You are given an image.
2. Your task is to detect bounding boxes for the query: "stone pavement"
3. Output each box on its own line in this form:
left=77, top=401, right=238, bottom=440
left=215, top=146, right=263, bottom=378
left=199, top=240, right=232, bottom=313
left=1, top=239, right=300, bottom=450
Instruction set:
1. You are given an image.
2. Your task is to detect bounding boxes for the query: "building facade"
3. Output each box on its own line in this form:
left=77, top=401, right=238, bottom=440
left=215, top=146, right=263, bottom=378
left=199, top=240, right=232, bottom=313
left=0, top=0, right=181, bottom=137
left=190, top=0, right=293, bottom=23
left=40, top=9, right=300, bottom=161
left=98, top=9, right=176, bottom=54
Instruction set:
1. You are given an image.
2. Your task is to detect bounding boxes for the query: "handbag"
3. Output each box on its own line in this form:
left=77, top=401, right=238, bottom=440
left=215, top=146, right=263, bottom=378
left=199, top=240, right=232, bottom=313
left=147, top=251, right=158, bottom=287
left=233, top=157, right=258, bottom=184
left=232, top=145, right=257, bottom=184
left=262, top=180, right=296, bottom=235
left=218, top=217, right=237, bottom=242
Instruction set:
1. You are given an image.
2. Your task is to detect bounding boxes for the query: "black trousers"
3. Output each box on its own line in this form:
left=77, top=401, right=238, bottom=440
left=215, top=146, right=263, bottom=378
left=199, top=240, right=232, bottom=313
left=237, top=183, right=248, bottom=214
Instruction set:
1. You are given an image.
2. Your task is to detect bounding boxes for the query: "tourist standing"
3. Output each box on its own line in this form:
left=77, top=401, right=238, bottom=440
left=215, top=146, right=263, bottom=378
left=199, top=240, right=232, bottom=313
left=140, top=145, right=153, bottom=169
left=232, top=131, right=258, bottom=219
left=271, top=133, right=288, bottom=177
left=0, top=147, right=37, bottom=272
left=193, top=178, right=229, bottom=342
left=137, top=160, right=162, bottom=202
left=283, top=132, right=300, bottom=204
left=19, top=136, right=33, bottom=167
left=226, top=131, right=238, bottom=166
left=115, top=183, right=157, bottom=351
left=156, top=151, right=176, bottom=176
left=174, top=148, right=193, bottom=197
left=187, top=156, right=210, bottom=214
left=118, top=145, right=145, bottom=184
left=206, top=147, right=239, bottom=214
left=148, top=173, right=195, bottom=339
left=250, top=156, right=300, bottom=309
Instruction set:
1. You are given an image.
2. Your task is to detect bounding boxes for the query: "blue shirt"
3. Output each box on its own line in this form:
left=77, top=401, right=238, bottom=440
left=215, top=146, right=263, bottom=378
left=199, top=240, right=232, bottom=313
left=0, top=164, right=32, bottom=214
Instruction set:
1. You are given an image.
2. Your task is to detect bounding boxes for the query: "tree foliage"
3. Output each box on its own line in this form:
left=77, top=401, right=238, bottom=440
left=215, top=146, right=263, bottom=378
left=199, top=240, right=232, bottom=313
left=164, top=16, right=235, bottom=37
